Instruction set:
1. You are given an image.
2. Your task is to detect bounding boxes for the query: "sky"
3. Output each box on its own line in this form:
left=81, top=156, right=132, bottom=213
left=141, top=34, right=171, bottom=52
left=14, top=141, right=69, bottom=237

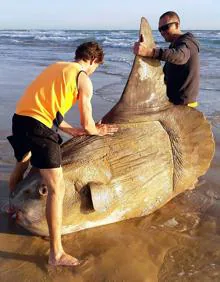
left=1, top=0, right=220, bottom=30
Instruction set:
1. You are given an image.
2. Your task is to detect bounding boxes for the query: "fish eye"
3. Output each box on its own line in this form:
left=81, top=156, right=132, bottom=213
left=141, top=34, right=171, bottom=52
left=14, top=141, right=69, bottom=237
left=24, top=189, right=31, bottom=195
left=38, top=185, right=48, bottom=196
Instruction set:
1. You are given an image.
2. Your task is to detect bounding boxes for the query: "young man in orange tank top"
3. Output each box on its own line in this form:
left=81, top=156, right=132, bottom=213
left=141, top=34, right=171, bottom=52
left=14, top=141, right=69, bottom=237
left=8, top=42, right=118, bottom=266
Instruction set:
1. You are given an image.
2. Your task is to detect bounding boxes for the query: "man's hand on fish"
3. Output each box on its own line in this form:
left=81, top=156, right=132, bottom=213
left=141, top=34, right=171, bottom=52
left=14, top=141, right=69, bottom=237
left=133, top=41, right=154, bottom=57
left=96, top=123, right=118, bottom=136
left=133, top=34, right=155, bottom=57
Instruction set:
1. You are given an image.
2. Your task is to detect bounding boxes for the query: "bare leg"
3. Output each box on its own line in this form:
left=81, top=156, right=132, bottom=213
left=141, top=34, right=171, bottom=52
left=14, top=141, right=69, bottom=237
left=40, top=167, right=80, bottom=266
left=9, top=151, right=31, bottom=191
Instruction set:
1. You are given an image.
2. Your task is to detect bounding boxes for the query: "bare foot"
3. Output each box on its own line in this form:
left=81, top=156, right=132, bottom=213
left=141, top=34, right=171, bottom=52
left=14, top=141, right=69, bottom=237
left=48, top=252, right=81, bottom=266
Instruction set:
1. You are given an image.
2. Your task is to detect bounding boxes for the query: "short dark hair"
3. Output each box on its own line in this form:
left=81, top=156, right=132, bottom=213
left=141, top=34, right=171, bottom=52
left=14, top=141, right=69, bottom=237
left=160, top=11, right=180, bottom=23
left=75, top=41, right=104, bottom=64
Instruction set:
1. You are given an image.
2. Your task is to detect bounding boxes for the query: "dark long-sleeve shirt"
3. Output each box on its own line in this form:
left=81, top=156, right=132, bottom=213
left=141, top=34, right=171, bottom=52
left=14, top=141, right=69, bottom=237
left=154, top=33, right=200, bottom=105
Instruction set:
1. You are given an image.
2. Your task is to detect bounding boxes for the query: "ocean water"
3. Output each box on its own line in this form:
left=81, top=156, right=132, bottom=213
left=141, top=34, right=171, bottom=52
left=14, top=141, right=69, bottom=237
left=0, top=29, right=219, bottom=131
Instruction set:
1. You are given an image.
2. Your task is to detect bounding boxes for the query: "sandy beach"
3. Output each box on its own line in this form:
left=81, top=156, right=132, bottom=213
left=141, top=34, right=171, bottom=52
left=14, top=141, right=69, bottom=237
left=0, top=118, right=220, bottom=281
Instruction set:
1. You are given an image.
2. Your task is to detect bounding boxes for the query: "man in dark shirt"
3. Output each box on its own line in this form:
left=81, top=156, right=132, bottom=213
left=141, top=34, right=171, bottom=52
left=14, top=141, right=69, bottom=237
left=133, top=11, right=200, bottom=106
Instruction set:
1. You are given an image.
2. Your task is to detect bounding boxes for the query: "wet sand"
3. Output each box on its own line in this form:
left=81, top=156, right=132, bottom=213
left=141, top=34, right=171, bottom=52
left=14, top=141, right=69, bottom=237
left=0, top=120, right=220, bottom=282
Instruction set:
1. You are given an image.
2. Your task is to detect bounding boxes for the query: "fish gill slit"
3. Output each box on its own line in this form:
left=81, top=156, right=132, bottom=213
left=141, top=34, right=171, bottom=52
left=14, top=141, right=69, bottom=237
left=79, top=184, right=95, bottom=214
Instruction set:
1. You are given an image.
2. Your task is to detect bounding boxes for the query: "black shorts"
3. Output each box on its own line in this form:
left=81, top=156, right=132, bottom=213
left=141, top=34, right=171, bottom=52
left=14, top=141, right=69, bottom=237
left=7, top=114, right=63, bottom=169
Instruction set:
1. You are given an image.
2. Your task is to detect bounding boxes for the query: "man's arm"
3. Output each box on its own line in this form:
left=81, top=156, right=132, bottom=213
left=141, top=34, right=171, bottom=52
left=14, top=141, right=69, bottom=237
left=153, top=44, right=190, bottom=65
left=78, top=72, right=99, bottom=135
left=133, top=41, right=190, bottom=65
left=59, top=120, right=86, bottom=136
left=78, top=72, right=118, bottom=136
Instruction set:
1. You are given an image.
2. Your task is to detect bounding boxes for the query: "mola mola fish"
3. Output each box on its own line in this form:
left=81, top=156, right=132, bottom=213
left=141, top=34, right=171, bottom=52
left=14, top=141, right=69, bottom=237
left=10, top=18, right=215, bottom=236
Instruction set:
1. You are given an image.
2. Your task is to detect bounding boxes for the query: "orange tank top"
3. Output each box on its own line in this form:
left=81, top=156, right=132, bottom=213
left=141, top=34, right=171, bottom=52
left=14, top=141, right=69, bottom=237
left=16, top=62, right=83, bottom=128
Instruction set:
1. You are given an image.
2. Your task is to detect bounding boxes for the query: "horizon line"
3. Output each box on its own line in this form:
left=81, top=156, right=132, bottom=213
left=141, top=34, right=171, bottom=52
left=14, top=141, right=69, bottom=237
left=0, top=28, right=220, bottom=31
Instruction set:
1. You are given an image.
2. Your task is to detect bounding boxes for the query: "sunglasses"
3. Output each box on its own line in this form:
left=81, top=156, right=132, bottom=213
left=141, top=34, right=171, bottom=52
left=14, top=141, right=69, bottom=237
left=158, top=22, right=177, bottom=33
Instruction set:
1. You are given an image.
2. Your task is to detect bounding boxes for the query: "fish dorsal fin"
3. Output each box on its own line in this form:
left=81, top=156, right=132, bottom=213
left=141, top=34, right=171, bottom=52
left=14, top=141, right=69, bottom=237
left=102, top=17, right=171, bottom=123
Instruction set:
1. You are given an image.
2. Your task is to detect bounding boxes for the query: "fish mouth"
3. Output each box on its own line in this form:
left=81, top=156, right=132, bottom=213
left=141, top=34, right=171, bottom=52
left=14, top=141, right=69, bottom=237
left=15, top=209, right=42, bottom=226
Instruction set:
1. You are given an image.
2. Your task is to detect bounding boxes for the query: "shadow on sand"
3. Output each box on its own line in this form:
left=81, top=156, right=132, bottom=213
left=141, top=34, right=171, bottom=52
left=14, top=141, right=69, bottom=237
left=0, top=250, right=48, bottom=273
